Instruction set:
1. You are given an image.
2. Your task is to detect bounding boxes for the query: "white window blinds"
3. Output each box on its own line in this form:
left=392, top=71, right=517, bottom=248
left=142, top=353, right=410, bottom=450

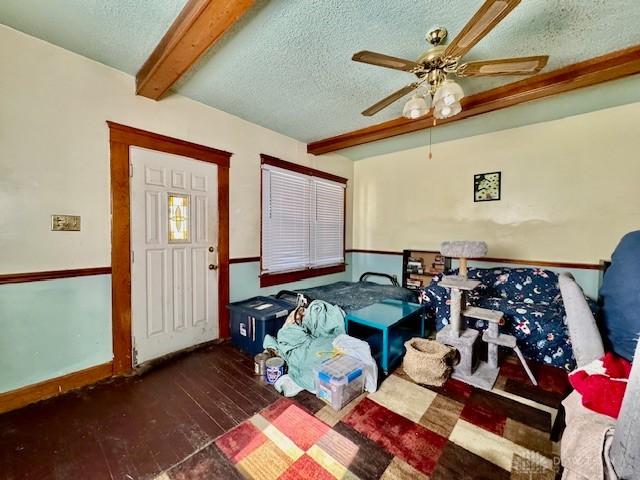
left=262, top=165, right=345, bottom=274
left=311, top=178, right=345, bottom=267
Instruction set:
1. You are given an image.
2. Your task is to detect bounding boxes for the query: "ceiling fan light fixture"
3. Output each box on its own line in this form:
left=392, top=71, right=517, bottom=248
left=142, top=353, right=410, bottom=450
left=402, top=94, right=431, bottom=120
left=433, top=99, right=462, bottom=119
left=433, top=79, right=464, bottom=107
left=352, top=1, right=550, bottom=119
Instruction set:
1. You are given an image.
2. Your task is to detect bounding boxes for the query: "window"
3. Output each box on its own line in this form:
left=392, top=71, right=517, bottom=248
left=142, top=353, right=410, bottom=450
left=168, top=194, right=190, bottom=243
left=260, top=155, right=347, bottom=286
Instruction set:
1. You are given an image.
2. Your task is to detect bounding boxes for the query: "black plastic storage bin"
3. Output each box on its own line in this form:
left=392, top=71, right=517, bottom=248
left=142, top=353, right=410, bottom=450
left=227, top=296, right=292, bottom=356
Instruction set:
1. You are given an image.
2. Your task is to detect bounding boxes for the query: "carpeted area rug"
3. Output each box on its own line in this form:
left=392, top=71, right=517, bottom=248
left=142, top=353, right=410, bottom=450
left=160, top=356, right=568, bottom=479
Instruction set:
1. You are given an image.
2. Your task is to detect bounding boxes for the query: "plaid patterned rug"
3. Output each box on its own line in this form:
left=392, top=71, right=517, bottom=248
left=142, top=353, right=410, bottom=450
left=163, top=357, right=568, bottom=480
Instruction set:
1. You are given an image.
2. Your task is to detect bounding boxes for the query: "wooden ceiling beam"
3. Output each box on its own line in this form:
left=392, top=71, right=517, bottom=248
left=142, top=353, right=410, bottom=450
left=307, top=44, right=640, bottom=155
left=136, top=0, right=255, bottom=100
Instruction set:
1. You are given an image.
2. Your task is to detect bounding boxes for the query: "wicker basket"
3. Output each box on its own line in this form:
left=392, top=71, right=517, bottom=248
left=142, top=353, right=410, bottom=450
left=403, top=338, right=455, bottom=386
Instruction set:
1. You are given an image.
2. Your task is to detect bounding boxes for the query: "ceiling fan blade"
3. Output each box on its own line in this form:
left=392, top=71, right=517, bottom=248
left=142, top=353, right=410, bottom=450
left=352, top=51, right=420, bottom=72
left=444, top=0, right=521, bottom=60
left=362, top=83, right=419, bottom=116
left=457, top=55, right=549, bottom=77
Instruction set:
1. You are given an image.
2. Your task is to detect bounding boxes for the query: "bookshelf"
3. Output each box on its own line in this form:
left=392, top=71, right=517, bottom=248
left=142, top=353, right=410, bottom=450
left=402, top=249, right=451, bottom=291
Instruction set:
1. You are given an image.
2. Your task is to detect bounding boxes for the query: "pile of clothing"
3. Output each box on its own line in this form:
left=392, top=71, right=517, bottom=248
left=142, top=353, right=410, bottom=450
left=569, top=352, right=631, bottom=419
left=263, top=299, right=377, bottom=396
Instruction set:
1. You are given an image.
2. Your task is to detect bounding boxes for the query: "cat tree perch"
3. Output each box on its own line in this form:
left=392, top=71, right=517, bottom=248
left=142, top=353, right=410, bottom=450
left=436, top=241, right=536, bottom=390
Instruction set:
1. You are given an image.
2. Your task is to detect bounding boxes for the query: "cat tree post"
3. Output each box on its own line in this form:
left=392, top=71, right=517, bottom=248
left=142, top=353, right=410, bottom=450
left=458, top=256, right=468, bottom=278
left=449, top=289, right=463, bottom=336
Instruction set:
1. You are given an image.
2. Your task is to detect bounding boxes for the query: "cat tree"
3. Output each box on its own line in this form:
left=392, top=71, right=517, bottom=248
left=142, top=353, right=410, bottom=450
left=435, top=241, right=536, bottom=390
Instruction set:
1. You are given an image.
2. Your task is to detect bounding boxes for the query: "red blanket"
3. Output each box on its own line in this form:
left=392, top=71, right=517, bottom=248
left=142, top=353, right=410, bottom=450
left=569, top=352, right=631, bottom=418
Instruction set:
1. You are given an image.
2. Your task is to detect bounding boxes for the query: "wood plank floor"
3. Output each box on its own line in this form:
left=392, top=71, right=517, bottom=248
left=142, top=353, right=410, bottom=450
left=0, top=343, right=283, bottom=480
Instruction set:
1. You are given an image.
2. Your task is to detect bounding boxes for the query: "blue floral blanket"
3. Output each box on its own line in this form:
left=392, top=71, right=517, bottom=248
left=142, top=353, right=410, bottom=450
left=421, top=267, right=597, bottom=371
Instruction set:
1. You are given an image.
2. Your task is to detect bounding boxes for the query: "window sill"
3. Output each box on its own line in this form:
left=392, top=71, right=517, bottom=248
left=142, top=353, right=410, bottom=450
left=259, top=263, right=346, bottom=288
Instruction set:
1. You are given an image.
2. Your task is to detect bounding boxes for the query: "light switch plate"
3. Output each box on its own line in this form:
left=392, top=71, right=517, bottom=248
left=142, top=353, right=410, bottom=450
left=51, top=214, right=81, bottom=231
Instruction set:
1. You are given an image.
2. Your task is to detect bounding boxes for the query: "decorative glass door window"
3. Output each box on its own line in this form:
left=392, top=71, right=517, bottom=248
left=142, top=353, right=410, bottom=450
left=168, top=194, right=190, bottom=242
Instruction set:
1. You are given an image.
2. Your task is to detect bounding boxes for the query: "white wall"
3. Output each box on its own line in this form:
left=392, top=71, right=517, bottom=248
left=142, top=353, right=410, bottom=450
left=353, top=102, right=640, bottom=264
left=0, top=25, right=353, bottom=274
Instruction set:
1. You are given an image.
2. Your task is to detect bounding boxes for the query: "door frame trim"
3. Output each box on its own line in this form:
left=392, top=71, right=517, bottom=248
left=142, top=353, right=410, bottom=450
left=108, top=121, right=232, bottom=374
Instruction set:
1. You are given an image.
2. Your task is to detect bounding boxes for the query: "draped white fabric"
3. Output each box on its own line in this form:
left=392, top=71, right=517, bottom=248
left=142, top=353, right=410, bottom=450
left=262, top=165, right=345, bottom=274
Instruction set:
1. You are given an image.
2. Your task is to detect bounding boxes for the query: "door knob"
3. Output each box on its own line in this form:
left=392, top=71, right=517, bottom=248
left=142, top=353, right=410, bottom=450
left=209, top=246, right=215, bottom=252
left=209, top=264, right=218, bottom=270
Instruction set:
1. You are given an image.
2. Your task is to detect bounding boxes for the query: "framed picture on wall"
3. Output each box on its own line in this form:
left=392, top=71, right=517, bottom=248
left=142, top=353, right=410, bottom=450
left=474, top=171, right=501, bottom=202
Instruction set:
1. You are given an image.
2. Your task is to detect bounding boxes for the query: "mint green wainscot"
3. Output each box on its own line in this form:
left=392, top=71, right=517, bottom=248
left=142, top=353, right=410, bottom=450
left=0, top=275, right=112, bottom=394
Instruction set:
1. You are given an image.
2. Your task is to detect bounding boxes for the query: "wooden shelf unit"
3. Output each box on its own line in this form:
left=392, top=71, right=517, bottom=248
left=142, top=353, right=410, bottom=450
left=402, top=249, right=451, bottom=291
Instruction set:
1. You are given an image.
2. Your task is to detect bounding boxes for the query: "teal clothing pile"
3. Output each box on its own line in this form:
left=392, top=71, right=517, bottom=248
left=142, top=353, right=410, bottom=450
left=263, top=300, right=346, bottom=391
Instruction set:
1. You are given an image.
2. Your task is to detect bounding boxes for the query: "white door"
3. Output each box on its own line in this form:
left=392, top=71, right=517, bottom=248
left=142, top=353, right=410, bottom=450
left=130, top=146, right=219, bottom=364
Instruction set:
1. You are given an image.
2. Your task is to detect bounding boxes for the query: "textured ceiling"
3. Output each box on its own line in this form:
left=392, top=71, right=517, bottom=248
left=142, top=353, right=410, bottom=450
left=2, top=0, right=640, bottom=145
left=0, top=0, right=187, bottom=74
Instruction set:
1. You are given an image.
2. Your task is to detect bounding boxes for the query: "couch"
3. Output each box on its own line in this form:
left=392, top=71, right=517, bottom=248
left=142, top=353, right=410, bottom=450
left=420, top=267, right=597, bottom=371
left=559, top=233, right=640, bottom=479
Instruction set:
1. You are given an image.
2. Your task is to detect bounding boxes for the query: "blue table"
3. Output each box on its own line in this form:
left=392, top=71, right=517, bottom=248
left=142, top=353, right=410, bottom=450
left=345, top=299, right=426, bottom=374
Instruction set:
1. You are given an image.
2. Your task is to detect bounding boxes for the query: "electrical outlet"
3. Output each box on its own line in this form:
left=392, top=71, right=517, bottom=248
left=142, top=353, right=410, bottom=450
left=51, top=214, right=81, bottom=231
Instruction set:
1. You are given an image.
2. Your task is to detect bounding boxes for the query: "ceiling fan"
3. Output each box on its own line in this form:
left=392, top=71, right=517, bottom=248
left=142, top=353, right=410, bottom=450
left=353, top=0, right=549, bottom=120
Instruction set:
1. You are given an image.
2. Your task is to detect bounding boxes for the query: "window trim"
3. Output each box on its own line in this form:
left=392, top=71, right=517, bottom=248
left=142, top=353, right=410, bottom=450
left=259, top=154, right=347, bottom=288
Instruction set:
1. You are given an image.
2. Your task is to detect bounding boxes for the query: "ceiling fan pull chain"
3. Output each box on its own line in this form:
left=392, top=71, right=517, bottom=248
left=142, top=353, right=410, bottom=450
left=428, top=122, right=434, bottom=160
